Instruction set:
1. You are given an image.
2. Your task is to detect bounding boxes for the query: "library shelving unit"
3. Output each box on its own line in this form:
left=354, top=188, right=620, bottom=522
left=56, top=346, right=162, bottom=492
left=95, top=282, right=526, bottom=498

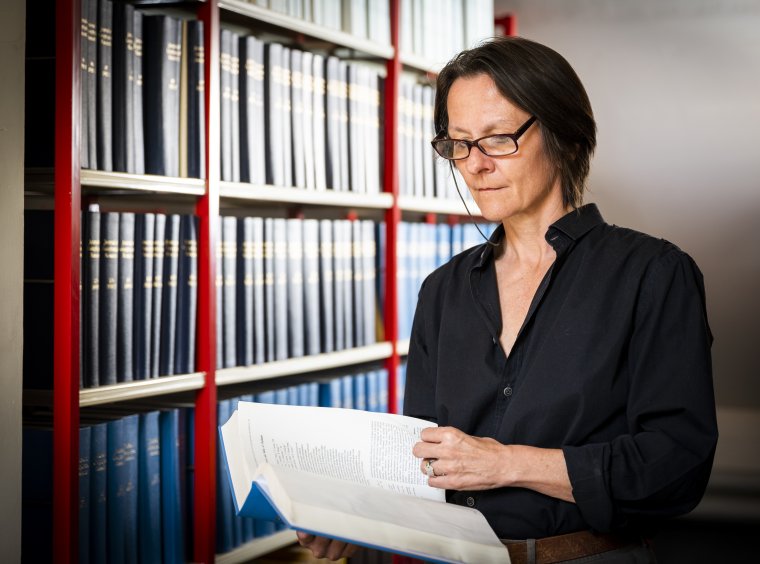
left=38, top=0, right=485, bottom=562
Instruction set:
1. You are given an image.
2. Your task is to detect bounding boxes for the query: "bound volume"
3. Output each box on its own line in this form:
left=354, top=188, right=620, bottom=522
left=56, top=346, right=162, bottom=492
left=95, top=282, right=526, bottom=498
left=219, top=402, right=509, bottom=564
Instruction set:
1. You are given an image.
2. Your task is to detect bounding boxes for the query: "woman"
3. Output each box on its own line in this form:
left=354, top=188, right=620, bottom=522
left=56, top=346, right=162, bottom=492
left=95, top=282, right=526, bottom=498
left=300, top=36, right=717, bottom=563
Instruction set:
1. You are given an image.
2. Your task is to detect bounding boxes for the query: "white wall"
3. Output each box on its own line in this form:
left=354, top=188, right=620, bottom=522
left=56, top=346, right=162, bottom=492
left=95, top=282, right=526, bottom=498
left=0, top=0, right=25, bottom=559
left=494, top=0, right=760, bottom=410
left=493, top=0, right=760, bottom=517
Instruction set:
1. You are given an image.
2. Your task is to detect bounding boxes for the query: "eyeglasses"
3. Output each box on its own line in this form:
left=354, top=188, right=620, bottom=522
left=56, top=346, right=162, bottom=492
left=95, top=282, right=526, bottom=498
left=431, top=116, right=537, bottom=161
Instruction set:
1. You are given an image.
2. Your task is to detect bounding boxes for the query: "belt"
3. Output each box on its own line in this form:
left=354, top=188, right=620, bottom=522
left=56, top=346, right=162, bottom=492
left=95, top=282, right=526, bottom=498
left=501, top=530, right=639, bottom=564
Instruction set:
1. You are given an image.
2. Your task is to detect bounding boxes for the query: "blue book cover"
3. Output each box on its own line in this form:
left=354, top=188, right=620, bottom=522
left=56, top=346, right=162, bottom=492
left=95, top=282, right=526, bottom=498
left=251, top=217, right=266, bottom=365
left=353, top=373, right=367, bottom=412
left=138, top=412, right=162, bottom=564
left=378, top=369, right=389, bottom=413
left=160, top=409, right=185, bottom=563
left=307, top=382, right=319, bottom=407
left=237, top=217, right=254, bottom=367
left=222, top=216, right=238, bottom=368
left=122, top=415, right=139, bottom=564
left=436, top=223, right=451, bottom=268
left=302, top=219, right=321, bottom=355
left=106, top=418, right=125, bottom=564
left=286, top=218, right=305, bottom=358
left=318, top=219, right=335, bottom=353
left=79, top=426, right=91, bottom=564
left=319, top=378, right=342, bottom=408
left=274, top=388, right=289, bottom=406
left=272, top=218, right=289, bottom=361
left=183, top=407, right=195, bottom=557
left=396, top=222, right=410, bottom=341
left=287, top=385, right=300, bottom=406
left=361, top=220, right=377, bottom=346
left=341, top=375, right=355, bottom=409
left=229, top=398, right=244, bottom=548
left=366, top=371, right=379, bottom=413
left=89, top=423, right=108, bottom=564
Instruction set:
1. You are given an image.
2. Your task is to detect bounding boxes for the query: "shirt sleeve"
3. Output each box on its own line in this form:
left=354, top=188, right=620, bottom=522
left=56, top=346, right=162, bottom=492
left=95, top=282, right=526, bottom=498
left=403, top=278, right=439, bottom=423
left=562, top=248, right=718, bottom=532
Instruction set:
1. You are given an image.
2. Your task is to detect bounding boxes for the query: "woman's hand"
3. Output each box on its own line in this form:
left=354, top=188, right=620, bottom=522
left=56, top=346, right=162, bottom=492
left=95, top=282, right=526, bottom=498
left=295, top=531, right=359, bottom=561
left=413, top=426, right=575, bottom=502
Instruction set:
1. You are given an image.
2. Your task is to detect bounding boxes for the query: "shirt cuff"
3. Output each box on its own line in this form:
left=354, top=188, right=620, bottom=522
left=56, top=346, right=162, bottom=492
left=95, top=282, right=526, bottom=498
left=562, top=443, right=616, bottom=532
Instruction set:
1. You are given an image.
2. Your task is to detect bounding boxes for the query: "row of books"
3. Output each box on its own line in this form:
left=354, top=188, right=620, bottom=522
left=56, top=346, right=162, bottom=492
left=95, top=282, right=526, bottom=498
left=215, top=216, right=379, bottom=369
left=242, top=0, right=391, bottom=45
left=242, top=0, right=495, bottom=66
left=23, top=210, right=198, bottom=389
left=397, top=221, right=496, bottom=340
left=216, top=368, right=390, bottom=554
left=399, top=0, right=495, bottom=66
left=398, top=80, right=474, bottom=202
left=220, top=31, right=383, bottom=194
left=78, top=0, right=205, bottom=177
left=22, top=409, right=192, bottom=564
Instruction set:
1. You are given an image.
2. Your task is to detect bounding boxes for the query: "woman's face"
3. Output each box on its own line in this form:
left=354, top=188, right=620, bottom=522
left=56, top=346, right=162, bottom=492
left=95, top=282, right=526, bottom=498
left=446, top=74, right=563, bottom=224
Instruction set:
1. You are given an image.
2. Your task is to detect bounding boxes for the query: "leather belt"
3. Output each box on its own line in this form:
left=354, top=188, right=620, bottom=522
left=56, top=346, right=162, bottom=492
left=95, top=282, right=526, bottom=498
left=501, top=530, right=639, bottom=564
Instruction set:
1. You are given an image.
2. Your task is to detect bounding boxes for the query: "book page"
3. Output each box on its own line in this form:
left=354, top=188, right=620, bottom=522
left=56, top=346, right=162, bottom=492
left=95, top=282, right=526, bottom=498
left=233, top=402, right=443, bottom=501
left=256, top=463, right=510, bottom=564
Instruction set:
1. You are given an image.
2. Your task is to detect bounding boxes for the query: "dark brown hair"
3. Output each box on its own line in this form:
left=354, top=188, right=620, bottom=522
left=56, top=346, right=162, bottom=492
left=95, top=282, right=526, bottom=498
left=434, top=36, right=597, bottom=208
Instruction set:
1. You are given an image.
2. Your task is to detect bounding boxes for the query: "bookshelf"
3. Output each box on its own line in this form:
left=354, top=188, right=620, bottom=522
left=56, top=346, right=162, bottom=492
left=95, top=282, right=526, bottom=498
left=29, top=0, right=494, bottom=562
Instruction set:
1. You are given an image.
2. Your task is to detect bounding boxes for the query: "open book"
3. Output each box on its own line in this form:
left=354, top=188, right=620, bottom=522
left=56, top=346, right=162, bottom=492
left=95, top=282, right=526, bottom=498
left=219, top=401, right=510, bottom=564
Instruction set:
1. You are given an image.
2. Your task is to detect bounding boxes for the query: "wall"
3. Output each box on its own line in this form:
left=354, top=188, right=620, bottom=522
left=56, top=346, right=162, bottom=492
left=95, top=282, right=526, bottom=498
left=0, top=0, right=25, bottom=559
left=493, top=0, right=760, bottom=517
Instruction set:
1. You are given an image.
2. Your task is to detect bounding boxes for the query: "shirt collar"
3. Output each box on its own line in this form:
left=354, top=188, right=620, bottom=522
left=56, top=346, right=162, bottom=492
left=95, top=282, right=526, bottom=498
left=473, top=203, right=605, bottom=268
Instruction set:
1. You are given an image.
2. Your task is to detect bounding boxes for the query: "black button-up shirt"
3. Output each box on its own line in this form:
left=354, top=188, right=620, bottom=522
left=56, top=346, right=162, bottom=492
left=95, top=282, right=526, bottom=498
left=404, top=204, right=717, bottom=539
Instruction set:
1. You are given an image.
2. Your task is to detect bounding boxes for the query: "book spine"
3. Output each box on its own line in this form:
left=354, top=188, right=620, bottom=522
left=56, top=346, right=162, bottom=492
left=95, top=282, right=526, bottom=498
left=351, top=219, right=364, bottom=347
left=99, top=212, right=119, bottom=386
left=117, top=212, right=135, bottom=382
left=222, top=216, right=238, bottom=368
left=175, top=214, right=198, bottom=374
left=290, top=49, right=306, bottom=188
left=286, top=219, right=305, bottom=358
left=318, top=219, right=334, bottom=353
left=122, top=415, right=139, bottom=564
left=84, top=211, right=101, bottom=388
left=220, top=29, right=232, bottom=181
left=96, top=0, right=113, bottom=171
left=340, top=220, right=353, bottom=349
left=215, top=215, right=224, bottom=369
left=346, top=64, right=363, bottom=193
left=237, top=217, right=254, bottom=366
left=263, top=218, right=276, bottom=362
left=150, top=214, right=166, bottom=378
left=132, top=9, right=145, bottom=174
left=332, top=219, right=344, bottom=350
left=312, top=53, right=327, bottom=190
left=230, top=31, right=241, bottom=183
left=362, top=220, right=377, bottom=345
left=240, top=36, right=266, bottom=185
left=281, top=47, right=294, bottom=187
left=106, top=418, right=125, bottom=564
left=251, top=217, right=266, bottom=365
left=138, top=412, right=162, bottom=564
left=337, top=60, right=350, bottom=191
left=111, top=1, right=132, bottom=172
left=80, top=0, right=90, bottom=169
left=160, top=409, right=185, bottom=563
left=301, top=50, right=316, bottom=190
left=133, top=213, right=155, bottom=380
left=160, top=214, right=181, bottom=376
left=143, top=15, right=181, bottom=176
left=272, top=218, right=289, bottom=360
left=86, top=0, right=98, bottom=169
left=89, top=423, right=108, bottom=562
left=186, top=20, right=205, bottom=179
left=302, top=219, right=321, bottom=355
left=325, top=56, right=340, bottom=190
left=79, top=426, right=91, bottom=564
left=264, top=42, right=284, bottom=186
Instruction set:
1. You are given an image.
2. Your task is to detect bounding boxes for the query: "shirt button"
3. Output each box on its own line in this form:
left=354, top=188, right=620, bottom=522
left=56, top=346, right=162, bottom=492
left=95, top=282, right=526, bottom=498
left=492, top=337, right=497, bottom=345
left=466, top=496, right=475, bottom=507
left=503, top=386, right=513, bottom=397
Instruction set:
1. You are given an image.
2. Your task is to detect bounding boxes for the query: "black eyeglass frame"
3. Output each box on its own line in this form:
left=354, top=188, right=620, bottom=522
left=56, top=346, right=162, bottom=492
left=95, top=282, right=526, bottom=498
left=431, top=116, right=537, bottom=161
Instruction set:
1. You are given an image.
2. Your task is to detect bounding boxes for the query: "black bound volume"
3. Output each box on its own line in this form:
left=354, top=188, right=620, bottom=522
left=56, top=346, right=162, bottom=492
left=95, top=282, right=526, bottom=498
left=239, top=36, right=265, bottom=185
left=84, top=210, right=101, bottom=388
left=175, top=215, right=198, bottom=374
left=112, top=1, right=134, bottom=172
left=272, top=218, right=288, bottom=361
left=303, top=219, right=321, bottom=356
left=150, top=214, right=166, bottom=377
left=99, top=212, right=120, bottom=386
left=251, top=217, right=265, bottom=364
left=86, top=0, right=98, bottom=169
left=117, top=213, right=135, bottom=382
left=160, top=214, right=180, bottom=376
left=263, top=218, right=275, bottom=363
left=96, top=0, right=113, bottom=171
left=133, top=213, right=155, bottom=380
left=143, top=14, right=181, bottom=177
left=220, top=29, right=232, bottom=182
left=185, top=20, right=205, bottom=179
left=133, top=9, right=145, bottom=174
left=264, top=42, right=284, bottom=186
